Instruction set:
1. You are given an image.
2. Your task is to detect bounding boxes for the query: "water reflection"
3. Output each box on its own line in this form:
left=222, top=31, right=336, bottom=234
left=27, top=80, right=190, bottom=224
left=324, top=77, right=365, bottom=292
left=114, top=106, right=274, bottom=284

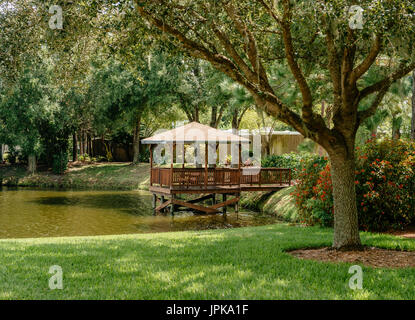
left=0, top=188, right=279, bottom=239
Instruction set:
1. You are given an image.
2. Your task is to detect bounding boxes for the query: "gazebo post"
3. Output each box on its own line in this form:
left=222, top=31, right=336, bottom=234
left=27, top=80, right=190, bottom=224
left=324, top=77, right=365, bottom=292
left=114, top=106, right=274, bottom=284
left=149, top=144, right=153, bottom=186
left=170, top=142, right=175, bottom=216
left=238, top=142, right=242, bottom=182
left=150, top=144, right=156, bottom=214
left=236, top=142, right=242, bottom=215
left=204, top=141, right=208, bottom=190
left=238, top=142, right=242, bottom=169
left=170, top=142, right=174, bottom=185
left=182, top=143, right=185, bottom=168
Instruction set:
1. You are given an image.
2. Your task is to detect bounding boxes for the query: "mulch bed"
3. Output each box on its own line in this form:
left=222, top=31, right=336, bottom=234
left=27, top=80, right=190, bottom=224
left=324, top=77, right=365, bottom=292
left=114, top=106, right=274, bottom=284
left=288, top=246, right=415, bottom=268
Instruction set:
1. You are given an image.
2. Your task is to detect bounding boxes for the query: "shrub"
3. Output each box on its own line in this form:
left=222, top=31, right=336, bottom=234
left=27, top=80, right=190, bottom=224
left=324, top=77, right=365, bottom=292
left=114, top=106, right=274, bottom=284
left=261, top=152, right=316, bottom=178
left=52, top=152, right=68, bottom=175
left=291, top=155, right=329, bottom=225
left=78, top=154, right=91, bottom=163
left=354, top=138, right=415, bottom=231
left=139, top=149, right=150, bottom=163
left=293, top=138, right=415, bottom=231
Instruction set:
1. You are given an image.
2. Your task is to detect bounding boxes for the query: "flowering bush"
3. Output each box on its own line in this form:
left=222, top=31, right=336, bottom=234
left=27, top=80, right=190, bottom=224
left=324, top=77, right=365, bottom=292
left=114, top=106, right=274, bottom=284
left=355, top=138, right=415, bottom=231
left=292, top=155, right=329, bottom=225
left=261, top=152, right=316, bottom=178
left=293, top=138, right=415, bottom=231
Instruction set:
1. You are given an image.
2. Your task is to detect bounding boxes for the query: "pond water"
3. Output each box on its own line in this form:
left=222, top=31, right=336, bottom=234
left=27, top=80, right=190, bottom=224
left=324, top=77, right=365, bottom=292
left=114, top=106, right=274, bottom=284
left=0, top=187, right=279, bottom=239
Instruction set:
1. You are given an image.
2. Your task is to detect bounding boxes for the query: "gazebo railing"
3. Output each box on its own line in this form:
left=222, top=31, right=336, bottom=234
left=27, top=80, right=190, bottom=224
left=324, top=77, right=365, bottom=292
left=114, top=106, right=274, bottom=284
left=150, top=167, right=291, bottom=188
left=240, top=168, right=291, bottom=185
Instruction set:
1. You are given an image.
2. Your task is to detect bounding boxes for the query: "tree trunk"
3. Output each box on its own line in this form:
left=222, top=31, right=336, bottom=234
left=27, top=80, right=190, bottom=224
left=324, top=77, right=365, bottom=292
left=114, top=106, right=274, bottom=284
left=329, top=152, right=362, bottom=250
left=0, top=144, right=3, bottom=162
left=392, top=116, right=402, bottom=140
left=84, top=134, right=88, bottom=155
left=72, top=134, right=78, bottom=162
left=411, top=70, right=415, bottom=140
left=87, top=134, right=92, bottom=157
left=210, top=106, right=218, bottom=128
left=193, top=108, right=199, bottom=123
left=80, top=132, right=85, bottom=156
left=28, top=154, right=36, bottom=174
left=132, top=115, right=141, bottom=164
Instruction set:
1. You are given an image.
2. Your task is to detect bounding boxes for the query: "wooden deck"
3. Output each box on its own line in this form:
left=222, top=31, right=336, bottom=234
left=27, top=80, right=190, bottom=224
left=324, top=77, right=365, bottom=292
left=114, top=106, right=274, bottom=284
left=149, top=167, right=291, bottom=195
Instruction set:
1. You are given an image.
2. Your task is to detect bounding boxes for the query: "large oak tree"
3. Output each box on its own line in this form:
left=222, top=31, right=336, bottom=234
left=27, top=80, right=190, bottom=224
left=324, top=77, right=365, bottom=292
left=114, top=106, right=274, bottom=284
left=134, top=0, right=415, bottom=249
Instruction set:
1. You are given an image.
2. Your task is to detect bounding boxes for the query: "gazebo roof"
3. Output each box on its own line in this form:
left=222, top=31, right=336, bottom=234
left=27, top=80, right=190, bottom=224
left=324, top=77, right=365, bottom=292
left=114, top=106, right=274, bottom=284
left=141, top=122, right=249, bottom=144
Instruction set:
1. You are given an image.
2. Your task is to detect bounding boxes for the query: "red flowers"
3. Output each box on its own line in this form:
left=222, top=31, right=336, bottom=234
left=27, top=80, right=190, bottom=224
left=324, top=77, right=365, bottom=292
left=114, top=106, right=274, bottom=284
left=293, top=137, right=414, bottom=231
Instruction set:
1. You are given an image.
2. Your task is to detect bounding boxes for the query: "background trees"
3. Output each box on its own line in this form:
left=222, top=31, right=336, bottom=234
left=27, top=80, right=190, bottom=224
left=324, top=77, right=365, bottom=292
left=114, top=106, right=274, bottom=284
left=135, top=0, right=415, bottom=249
left=0, top=0, right=414, bottom=250
left=0, top=56, right=73, bottom=172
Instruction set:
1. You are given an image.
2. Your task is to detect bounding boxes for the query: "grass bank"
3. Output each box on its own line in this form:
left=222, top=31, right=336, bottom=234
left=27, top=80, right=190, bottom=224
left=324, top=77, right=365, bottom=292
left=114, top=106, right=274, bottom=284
left=240, top=186, right=298, bottom=222
left=0, top=163, right=150, bottom=190
left=0, top=223, right=414, bottom=299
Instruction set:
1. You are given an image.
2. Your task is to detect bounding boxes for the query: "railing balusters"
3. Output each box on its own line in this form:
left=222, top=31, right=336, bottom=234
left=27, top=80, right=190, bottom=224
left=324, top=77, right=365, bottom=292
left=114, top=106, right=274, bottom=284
left=151, top=167, right=291, bottom=189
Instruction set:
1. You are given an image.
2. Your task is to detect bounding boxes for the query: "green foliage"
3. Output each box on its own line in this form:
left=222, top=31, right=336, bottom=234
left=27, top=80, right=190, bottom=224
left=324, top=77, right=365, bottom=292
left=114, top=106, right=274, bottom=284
left=261, top=152, right=319, bottom=178
left=292, top=156, right=330, bottom=225
left=139, top=148, right=150, bottom=163
left=78, top=154, right=91, bottom=163
left=355, top=138, right=415, bottom=231
left=52, top=152, right=68, bottom=175
left=0, top=58, right=73, bottom=168
left=303, top=164, right=334, bottom=227
left=293, top=139, right=415, bottom=231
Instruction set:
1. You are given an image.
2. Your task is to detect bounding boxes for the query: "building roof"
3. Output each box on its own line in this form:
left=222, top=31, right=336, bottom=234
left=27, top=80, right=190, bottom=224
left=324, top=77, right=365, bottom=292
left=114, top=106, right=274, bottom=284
left=141, top=122, right=249, bottom=144
left=224, top=128, right=302, bottom=136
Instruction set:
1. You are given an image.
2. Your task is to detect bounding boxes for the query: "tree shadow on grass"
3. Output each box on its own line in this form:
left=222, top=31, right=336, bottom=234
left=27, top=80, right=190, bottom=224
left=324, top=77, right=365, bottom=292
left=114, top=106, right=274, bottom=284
left=1, top=225, right=414, bottom=300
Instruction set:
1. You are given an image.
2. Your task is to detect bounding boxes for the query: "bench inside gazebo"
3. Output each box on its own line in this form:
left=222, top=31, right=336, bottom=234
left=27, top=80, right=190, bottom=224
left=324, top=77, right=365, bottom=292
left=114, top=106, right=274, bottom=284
left=141, top=122, right=291, bottom=215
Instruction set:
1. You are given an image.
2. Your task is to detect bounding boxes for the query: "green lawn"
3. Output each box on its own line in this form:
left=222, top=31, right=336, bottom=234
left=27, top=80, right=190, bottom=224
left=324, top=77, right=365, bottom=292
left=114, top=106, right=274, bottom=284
left=1, top=223, right=414, bottom=300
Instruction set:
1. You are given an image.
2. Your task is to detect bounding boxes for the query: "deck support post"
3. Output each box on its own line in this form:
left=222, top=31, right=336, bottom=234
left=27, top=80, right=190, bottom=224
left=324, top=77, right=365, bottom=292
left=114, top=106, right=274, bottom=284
left=211, top=193, right=216, bottom=205
left=152, top=193, right=156, bottom=209
left=160, top=195, right=165, bottom=212
left=235, top=193, right=239, bottom=213
left=222, top=194, right=227, bottom=215
left=170, top=195, right=175, bottom=216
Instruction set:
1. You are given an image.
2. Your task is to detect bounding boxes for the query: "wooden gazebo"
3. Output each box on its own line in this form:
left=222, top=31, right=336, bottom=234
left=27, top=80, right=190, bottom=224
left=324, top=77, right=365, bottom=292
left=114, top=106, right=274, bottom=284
left=141, top=122, right=291, bottom=215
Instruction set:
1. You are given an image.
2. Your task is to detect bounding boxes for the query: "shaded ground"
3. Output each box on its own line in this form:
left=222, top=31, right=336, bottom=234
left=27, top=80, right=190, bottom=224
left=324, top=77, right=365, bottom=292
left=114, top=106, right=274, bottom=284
left=0, top=162, right=150, bottom=190
left=387, top=226, right=415, bottom=239
left=289, top=246, right=415, bottom=268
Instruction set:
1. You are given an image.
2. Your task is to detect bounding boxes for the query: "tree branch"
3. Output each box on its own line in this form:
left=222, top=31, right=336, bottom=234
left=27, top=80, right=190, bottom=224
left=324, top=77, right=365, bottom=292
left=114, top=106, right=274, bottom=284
left=280, top=0, right=314, bottom=119
left=258, top=0, right=281, bottom=24
left=359, top=61, right=415, bottom=101
left=350, top=35, right=383, bottom=84
left=357, top=85, right=390, bottom=123
left=134, top=1, right=309, bottom=136
left=223, top=2, right=272, bottom=91
left=322, top=17, right=341, bottom=104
